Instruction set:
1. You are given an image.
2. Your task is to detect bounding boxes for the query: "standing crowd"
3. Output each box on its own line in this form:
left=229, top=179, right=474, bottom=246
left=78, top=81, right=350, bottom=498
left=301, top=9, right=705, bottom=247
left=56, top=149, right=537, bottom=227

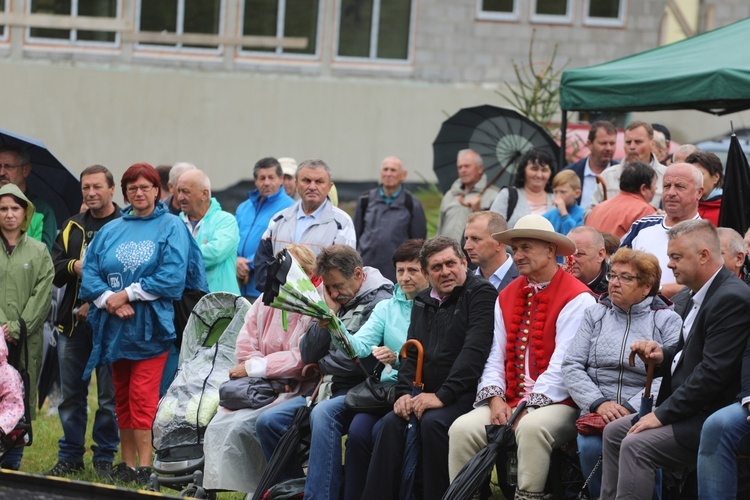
left=0, top=118, right=750, bottom=500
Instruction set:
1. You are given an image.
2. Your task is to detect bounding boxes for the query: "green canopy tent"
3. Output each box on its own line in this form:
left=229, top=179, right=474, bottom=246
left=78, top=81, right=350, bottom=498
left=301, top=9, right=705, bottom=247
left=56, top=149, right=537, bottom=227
left=558, top=16, right=750, bottom=165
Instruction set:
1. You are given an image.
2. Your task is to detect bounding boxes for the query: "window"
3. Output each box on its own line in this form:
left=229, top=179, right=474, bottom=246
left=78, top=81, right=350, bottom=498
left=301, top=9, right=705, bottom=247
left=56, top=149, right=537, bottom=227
left=530, top=0, right=572, bottom=24
left=584, top=0, right=625, bottom=27
left=240, top=0, right=319, bottom=56
left=138, top=0, right=223, bottom=51
left=337, top=0, right=413, bottom=61
left=477, top=0, right=518, bottom=21
left=28, top=0, right=119, bottom=44
left=0, top=0, right=7, bottom=41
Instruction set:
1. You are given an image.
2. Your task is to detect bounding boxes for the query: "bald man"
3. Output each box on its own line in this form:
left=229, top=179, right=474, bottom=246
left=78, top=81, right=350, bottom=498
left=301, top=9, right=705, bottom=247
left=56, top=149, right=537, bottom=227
left=354, top=156, right=426, bottom=281
left=176, top=169, right=240, bottom=294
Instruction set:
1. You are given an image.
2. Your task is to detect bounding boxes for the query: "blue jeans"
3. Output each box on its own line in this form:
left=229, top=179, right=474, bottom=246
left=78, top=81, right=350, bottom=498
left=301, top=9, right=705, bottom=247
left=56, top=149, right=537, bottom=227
left=57, top=325, right=119, bottom=463
left=698, top=402, right=750, bottom=498
left=577, top=433, right=603, bottom=499
left=256, top=396, right=307, bottom=481
left=304, top=395, right=355, bottom=500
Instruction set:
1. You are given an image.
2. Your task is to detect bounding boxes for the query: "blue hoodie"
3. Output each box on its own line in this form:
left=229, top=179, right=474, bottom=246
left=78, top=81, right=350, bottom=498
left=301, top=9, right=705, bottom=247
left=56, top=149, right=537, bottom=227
left=236, top=186, right=294, bottom=297
left=80, top=201, right=193, bottom=376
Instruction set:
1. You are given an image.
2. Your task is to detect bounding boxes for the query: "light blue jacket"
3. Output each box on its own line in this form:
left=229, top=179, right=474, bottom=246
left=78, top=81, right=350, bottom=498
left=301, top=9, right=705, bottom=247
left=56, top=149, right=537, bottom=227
left=80, top=202, right=191, bottom=376
left=543, top=203, right=584, bottom=236
left=182, top=197, right=240, bottom=294
left=335, top=285, right=413, bottom=383
left=236, top=187, right=294, bottom=297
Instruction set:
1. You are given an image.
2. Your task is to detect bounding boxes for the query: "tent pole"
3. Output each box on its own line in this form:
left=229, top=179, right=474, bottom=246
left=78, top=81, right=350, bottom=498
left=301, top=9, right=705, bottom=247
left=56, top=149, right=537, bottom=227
left=560, top=111, right=568, bottom=168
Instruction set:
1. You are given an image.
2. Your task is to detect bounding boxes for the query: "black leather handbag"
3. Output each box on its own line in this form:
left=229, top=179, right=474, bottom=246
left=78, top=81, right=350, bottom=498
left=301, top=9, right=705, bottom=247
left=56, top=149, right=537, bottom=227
left=344, top=364, right=397, bottom=415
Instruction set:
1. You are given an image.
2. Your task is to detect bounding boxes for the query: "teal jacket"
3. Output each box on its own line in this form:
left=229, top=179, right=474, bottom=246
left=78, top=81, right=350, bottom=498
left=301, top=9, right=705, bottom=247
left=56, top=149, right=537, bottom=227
left=337, top=285, right=413, bottom=383
left=182, top=198, right=240, bottom=294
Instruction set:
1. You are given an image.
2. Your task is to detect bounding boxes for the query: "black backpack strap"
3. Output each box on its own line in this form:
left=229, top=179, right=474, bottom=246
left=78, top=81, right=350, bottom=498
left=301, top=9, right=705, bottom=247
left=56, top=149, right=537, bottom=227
left=506, top=187, right=519, bottom=222
left=404, top=191, right=414, bottom=216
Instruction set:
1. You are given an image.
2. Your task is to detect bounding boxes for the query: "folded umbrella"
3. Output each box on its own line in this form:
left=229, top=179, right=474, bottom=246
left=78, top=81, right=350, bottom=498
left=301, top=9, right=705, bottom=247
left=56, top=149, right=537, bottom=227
left=628, top=350, right=656, bottom=424
left=442, top=401, right=528, bottom=500
left=399, top=339, right=425, bottom=500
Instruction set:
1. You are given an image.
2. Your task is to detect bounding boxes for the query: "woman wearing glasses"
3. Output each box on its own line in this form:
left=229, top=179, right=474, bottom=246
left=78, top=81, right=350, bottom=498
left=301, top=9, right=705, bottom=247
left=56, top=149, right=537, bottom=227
left=562, top=248, right=682, bottom=499
left=80, top=163, right=193, bottom=484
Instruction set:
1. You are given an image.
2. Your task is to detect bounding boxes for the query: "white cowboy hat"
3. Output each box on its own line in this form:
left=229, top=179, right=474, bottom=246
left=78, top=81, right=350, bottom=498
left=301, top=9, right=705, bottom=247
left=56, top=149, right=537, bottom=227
left=492, top=214, right=577, bottom=256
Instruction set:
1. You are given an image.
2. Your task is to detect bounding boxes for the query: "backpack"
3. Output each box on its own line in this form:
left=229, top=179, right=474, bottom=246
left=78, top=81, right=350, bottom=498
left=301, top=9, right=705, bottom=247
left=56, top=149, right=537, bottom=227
left=504, top=187, right=519, bottom=221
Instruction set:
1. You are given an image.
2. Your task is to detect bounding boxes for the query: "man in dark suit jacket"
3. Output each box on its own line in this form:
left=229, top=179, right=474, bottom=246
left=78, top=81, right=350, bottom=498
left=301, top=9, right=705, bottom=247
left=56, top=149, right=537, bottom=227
left=564, top=121, right=618, bottom=207
left=463, top=211, right=518, bottom=291
left=599, top=219, right=750, bottom=498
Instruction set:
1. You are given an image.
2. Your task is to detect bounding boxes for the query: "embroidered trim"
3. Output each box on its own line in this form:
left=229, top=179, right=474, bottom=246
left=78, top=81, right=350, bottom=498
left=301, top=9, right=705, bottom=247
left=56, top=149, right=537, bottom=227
left=527, top=393, right=553, bottom=407
left=505, top=284, right=550, bottom=405
left=475, top=385, right=505, bottom=405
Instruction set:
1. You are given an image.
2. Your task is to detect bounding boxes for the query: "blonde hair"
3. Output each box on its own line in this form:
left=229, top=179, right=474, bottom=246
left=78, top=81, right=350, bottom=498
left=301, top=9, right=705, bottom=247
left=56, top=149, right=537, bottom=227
left=552, top=170, right=581, bottom=191
left=286, top=244, right=316, bottom=277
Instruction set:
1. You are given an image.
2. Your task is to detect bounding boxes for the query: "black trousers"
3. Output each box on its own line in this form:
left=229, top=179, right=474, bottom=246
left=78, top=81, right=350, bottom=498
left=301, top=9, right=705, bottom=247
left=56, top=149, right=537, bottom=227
left=361, top=392, right=474, bottom=500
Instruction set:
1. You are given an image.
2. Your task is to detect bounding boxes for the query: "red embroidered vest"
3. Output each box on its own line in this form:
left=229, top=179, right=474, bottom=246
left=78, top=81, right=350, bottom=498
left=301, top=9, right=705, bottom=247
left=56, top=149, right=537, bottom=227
left=499, top=268, right=591, bottom=408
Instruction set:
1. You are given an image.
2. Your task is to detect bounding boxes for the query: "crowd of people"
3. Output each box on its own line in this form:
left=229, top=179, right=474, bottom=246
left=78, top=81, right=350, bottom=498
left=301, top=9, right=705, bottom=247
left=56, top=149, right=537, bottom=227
left=0, top=117, right=750, bottom=500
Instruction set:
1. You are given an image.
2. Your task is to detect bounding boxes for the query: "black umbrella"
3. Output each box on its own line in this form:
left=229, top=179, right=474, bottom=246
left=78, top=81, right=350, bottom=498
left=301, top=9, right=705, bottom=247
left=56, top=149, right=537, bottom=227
left=432, top=105, right=561, bottom=193
left=718, top=131, right=750, bottom=234
left=0, top=128, right=82, bottom=228
left=398, top=339, right=425, bottom=500
left=251, top=365, right=323, bottom=500
left=441, top=401, right=527, bottom=500
left=628, top=351, right=656, bottom=424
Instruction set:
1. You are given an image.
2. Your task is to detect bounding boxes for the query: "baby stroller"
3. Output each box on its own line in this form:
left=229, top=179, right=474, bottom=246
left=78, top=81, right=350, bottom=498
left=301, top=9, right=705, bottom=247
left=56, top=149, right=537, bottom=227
left=150, top=292, right=251, bottom=498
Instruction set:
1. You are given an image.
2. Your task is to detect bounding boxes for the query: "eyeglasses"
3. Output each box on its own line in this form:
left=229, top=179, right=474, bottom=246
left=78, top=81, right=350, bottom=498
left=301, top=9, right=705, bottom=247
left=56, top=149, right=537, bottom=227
left=606, top=272, right=640, bottom=284
left=126, top=184, right=155, bottom=195
left=0, top=163, right=25, bottom=172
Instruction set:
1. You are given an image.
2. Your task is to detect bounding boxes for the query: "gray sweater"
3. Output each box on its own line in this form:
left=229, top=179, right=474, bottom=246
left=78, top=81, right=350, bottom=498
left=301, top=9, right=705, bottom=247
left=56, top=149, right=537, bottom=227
left=562, top=294, right=681, bottom=414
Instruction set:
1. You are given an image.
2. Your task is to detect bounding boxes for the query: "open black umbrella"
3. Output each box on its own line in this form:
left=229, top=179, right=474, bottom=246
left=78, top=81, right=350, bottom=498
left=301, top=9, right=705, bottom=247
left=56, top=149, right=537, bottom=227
left=718, top=131, right=750, bottom=234
left=398, top=339, right=425, bottom=500
left=441, top=401, right=527, bottom=500
left=251, top=365, right=323, bottom=500
left=0, top=128, right=82, bottom=229
left=432, top=105, right=560, bottom=193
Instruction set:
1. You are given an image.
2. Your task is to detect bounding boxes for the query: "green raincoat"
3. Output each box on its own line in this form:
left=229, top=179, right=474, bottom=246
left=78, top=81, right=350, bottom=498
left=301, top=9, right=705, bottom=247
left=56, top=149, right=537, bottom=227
left=0, top=184, right=54, bottom=419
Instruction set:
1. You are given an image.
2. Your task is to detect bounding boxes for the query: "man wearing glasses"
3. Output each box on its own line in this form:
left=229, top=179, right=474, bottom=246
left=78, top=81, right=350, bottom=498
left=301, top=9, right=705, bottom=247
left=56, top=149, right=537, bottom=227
left=620, top=163, right=703, bottom=298
left=0, top=145, right=57, bottom=251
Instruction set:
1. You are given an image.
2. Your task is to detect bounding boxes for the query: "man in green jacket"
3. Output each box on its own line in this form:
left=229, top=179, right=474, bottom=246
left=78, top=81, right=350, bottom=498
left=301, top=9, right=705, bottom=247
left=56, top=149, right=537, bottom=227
left=176, top=169, right=240, bottom=294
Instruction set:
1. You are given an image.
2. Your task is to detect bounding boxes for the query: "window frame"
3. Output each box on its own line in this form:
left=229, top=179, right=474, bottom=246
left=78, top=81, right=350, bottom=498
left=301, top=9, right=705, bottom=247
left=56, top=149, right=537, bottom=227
left=476, top=0, right=519, bottom=22
left=333, top=0, right=416, bottom=64
left=135, top=0, right=226, bottom=55
left=529, top=0, right=572, bottom=25
left=237, top=0, right=322, bottom=59
left=25, top=0, right=122, bottom=47
left=583, top=0, right=626, bottom=28
left=0, top=0, right=8, bottom=42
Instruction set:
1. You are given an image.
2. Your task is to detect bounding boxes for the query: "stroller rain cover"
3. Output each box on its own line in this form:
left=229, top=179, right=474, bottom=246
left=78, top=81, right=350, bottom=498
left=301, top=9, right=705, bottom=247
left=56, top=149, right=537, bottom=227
left=152, top=292, right=251, bottom=451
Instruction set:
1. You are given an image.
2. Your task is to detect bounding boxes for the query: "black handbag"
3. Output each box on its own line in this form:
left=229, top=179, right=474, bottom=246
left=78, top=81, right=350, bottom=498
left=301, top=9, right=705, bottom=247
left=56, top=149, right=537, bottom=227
left=344, top=364, right=397, bottom=415
left=219, top=377, right=296, bottom=411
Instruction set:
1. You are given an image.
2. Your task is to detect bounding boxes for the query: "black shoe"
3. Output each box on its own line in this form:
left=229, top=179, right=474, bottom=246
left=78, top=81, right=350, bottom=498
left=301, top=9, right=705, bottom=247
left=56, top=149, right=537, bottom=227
left=111, top=462, right=137, bottom=483
left=43, top=460, right=85, bottom=477
left=93, top=461, right=114, bottom=479
left=136, top=466, right=153, bottom=487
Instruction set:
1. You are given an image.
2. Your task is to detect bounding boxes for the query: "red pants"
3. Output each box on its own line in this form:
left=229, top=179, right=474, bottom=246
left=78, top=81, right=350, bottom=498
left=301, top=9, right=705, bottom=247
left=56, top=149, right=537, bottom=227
left=112, top=352, right=168, bottom=429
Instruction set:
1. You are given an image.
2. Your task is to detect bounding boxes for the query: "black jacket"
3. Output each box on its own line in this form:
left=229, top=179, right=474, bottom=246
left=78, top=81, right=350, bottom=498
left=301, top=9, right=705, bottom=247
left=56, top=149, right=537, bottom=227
left=51, top=207, right=120, bottom=336
left=655, top=266, right=750, bottom=450
left=396, top=272, right=495, bottom=406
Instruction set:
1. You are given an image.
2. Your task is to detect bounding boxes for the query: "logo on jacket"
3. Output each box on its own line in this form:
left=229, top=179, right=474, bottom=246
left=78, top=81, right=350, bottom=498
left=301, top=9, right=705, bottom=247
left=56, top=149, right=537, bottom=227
left=108, top=273, right=123, bottom=290
left=115, top=240, right=156, bottom=272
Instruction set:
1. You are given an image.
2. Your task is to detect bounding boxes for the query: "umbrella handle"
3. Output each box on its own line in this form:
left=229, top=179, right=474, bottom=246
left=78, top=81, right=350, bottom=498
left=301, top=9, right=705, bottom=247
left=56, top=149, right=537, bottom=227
left=596, top=174, right=608, bottom=202
left=401, top=339, right=424, bottom=389
left=302, top=363, right=325, bottom=403
left=628, top=351, right=656, bottom=399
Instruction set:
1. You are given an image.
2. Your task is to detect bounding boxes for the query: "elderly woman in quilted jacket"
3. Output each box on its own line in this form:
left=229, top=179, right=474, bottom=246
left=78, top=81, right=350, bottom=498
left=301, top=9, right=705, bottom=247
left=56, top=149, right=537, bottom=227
left=562, top=248, right=682, bottom=499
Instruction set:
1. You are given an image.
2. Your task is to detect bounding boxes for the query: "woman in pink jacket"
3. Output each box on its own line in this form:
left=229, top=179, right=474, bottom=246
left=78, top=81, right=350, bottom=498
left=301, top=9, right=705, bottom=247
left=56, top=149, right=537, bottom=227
left=0, top=334, right=24, bottom=445
left=203, top=244, right=320, bottom=494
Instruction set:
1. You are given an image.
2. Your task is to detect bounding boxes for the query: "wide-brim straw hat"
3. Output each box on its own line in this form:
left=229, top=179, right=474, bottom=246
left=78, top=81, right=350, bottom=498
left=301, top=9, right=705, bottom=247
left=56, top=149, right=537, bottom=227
left=492, top=215, right=577, bottom=256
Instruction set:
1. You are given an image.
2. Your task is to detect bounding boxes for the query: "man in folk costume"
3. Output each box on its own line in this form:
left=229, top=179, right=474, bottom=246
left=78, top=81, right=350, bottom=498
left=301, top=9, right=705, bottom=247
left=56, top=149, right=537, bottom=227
left=448, top=215, right=596, bottom=500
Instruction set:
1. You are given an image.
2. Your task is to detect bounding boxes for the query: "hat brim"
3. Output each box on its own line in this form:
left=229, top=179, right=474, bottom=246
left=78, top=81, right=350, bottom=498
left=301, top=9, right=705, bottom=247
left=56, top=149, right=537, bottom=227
left=492, top=228, right=577, bottom=256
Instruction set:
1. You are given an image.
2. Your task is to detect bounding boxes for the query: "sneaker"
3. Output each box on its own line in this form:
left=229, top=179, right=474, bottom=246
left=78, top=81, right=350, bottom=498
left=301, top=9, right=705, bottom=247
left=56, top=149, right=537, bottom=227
left=93, top=461, right=114, bottom=479
left=136, top=466, right=153, bottom=487
left=111, top=462, right=137, bottom=483
left=43, top=460, right=85, bottom=477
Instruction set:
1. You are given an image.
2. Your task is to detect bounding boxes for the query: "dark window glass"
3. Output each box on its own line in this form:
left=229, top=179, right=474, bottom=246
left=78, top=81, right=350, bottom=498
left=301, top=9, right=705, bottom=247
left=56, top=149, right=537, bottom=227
left=78, top=0, right=117, bottom=42
left=1, top=0, right=6, bottom=37
left=482, top=0, right=514, bottom=12
left=30, top=0, right=72, bottom=40
left=376, top=0, right=410, bottom=60
left=242, top=0, right=279, bottom=53
left=284, top=0, right=318, bottom=55
left=184, top=0, right=221, bottom=48
left=140, top=1, right=177, bottom=33
left=338, top=0, right=373, bottom=58
left=588, top=0, right=620, bottom=18
left=535, top=0, right=567, bottom=16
